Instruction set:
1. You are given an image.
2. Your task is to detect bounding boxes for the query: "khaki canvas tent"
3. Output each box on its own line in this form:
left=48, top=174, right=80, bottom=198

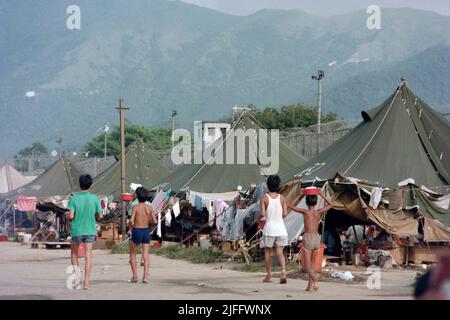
left=0, top=157, right=81, bottom=201
left=90, top=140, right=171, bottom=198
left=0, top=162, right=34, bottom=194
left=152, top=111, right=306, bottom=195
left=282, top=81, right=450, bottom=189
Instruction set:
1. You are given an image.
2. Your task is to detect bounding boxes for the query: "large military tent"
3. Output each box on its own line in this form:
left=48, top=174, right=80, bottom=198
left=0, top=157, right=82, bottom=201
left=282, top=81, right=450, bottom=189
left=0, top=162, right=34, bottom=194
left=152, top=111, right=306, bottom=195
left=90, top=140, right=171, bottom=198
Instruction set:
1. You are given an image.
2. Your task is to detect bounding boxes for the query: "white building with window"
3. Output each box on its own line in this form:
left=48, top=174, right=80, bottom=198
left=202, top=122, right=231, bottom=150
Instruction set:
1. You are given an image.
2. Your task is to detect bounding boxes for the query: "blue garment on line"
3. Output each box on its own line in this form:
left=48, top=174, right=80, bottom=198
left=195, top=195, right=203, bottom=211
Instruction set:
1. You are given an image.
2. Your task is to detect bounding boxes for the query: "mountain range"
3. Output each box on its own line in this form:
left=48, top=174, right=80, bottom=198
left=1, top=0, right=449, bottom=157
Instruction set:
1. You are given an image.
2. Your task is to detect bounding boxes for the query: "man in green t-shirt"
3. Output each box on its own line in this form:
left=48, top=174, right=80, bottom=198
left=67, top=174, right=103, bottom=290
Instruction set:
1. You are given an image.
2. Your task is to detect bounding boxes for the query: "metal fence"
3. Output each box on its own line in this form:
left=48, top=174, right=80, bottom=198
left=281, top=128, right=352, bottom=159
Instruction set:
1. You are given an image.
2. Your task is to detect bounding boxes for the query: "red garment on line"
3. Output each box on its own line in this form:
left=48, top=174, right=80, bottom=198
left=17, top=196, right=37, bottom=212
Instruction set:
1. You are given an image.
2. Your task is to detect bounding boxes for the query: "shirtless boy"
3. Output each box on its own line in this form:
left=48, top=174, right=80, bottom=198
left=289, top=189, right=333, bottom=291
left=129, top=187, right=157, bottom=283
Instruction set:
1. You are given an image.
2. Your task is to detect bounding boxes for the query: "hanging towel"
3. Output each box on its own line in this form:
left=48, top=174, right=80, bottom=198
left=151, top=189, right=170, bottom=214
left=17, top=196, right=37, bottom=212
left=214, top=200, right=224, bottom=217
left=157, top=212, right=162, bottom=237
left=188, top=192, right=196, bottom=207
left=165, top=209, right=172, bottom=227
left=195, top=195, right=203, bottom=211
left=206, top=199, right=214, bottom=226
left=173, top=201, right=181, bottom=218
left=369, top=187, right=383, bottom=209
left=151, top=190, right=165, bottom=209
left=215, top=201, right=229, bottom=231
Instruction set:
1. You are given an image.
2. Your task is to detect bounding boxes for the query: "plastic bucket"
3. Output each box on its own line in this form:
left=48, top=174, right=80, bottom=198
left=77, top=243, right=85, bottom=258
left=17, top=232, right=25, bottom=242
left=200, top=239, right=211, bottom=250
left=23, top=234, right=32, bottom=243
left=300, top=243, right=327, bottom=273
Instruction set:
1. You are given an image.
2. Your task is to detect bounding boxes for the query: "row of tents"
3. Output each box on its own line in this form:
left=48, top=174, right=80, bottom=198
left=1, top=81, right=449, bottom=241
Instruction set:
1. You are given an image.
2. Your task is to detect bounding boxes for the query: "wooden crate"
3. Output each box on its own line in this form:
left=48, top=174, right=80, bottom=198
left=388, top=246, right=406, bottom=265
left=93, top=239, right=119, bottom=250
left=409, top=246, right=439, bottom=264
left=99, top=224, right=119, bottom=240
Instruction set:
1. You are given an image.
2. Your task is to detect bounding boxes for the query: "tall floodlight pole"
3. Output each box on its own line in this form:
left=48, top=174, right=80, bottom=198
left=103, top=122, right=110, bottom=160
left=171, top=110, right=177, bottom=149
left=312, top=70, right=325, bottom=155
left=56, top=138, right=63, bottom=158
left=232, top=105, right=253, bottom=123
left=116, top=99, right=129, bottom=239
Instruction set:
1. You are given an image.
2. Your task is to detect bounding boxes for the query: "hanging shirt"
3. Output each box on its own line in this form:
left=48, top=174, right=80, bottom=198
left=214, top=200, right=228, bottom=231
left=165, top=209, right=172, bottom=227
left=173, top=201, right=181, bottom=218
left=157, top=212, right=162, bottom=237
left=195, top=195, right=203, bottom=211
left=206, top=199, right=214, bottom=226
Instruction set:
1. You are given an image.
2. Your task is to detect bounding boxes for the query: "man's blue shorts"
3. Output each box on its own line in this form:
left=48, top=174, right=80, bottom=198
left=131, top=228, right=151, bottom=245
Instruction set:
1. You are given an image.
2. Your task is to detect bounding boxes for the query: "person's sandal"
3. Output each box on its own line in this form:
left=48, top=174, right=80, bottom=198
left=128, top=278, right=138, bottom=283
left=263, top=275, right=273, bottom=283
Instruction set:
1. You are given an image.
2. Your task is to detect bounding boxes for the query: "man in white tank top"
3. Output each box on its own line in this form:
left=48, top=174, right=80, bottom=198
left=257, top=175, right=289, bottom=284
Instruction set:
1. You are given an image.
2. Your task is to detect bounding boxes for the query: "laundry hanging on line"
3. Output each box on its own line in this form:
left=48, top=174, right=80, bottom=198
left=17, top=196, right=37, bottom=212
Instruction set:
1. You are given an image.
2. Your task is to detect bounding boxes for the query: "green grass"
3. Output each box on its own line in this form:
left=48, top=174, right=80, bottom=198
left=233, top=261, right=300, bottom=273
left=111, top=243, right=232, bottom=264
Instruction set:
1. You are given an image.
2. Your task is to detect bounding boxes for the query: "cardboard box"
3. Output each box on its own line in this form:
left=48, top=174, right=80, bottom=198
left=388, top=246, right=406, bottom=265
left=221, top=242, right=232, bottom=252
left=99, top=225, right=119, bottom=240
left=410, top=246, right=438, bottom=264
left=94, top=239, right=119, bottom=250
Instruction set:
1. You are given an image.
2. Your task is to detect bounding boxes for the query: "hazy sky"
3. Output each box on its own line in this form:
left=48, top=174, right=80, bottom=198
left=181, top=0, right=450, bottom=16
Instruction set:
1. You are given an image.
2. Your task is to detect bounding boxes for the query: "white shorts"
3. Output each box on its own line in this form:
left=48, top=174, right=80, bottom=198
left=260, top=235, right=288, bottom=248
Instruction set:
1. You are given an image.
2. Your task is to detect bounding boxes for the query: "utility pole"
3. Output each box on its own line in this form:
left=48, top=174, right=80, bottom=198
left=56, top=138, right=63, bottom=158
left=116, top=99, right=129, bottom=239
left=312, top=70, right=324, bottom=155
left=171, top=110, right=177, bottom=149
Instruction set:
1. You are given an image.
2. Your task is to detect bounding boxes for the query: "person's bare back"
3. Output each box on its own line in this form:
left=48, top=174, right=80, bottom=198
left=288, top=190, right=333, bottom=234
left=302, top=209, right=322, bottom=234
left=131, top=203, right=156, bottom=228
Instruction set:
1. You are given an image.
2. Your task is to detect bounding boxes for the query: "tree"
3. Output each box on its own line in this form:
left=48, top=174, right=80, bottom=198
left=240, top=104, right=337, bottom=129
left=16, top=141, right=48, bottom=157
left=82, top=122, right=171, bottom=157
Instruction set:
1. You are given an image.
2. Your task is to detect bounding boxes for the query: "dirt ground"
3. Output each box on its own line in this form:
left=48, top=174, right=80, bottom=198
left=0, top=242, right=417, bottom=300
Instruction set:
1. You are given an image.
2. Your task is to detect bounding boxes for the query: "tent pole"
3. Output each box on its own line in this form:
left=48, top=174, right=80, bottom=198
left=13, top=206, right=16, bottom=235
left=321, top=213, right=326, bottom=243
left=352, top=224, right=359, bottom=243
